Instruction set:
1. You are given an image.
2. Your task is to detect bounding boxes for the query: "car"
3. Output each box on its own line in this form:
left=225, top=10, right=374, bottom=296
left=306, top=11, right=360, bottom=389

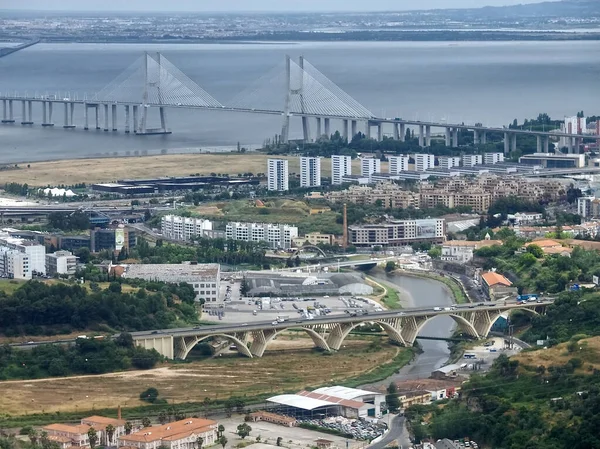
left=450, top=306, right=458, bottom=311
left=468, top=304, right=476, bottom=308
left=487, top=303, right=496, bottom=307
left=151, top=331, right=158, bottom=334
left=433, top=307, right=442, bottom=311
left=271, top=321, right=278, bottom=326
left=27, top=341, right=34, bottom=344
left=241, top=323, right=248, bottom=326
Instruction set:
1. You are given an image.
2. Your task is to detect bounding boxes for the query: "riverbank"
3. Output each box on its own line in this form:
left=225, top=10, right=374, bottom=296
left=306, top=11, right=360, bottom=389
left=392, top=270, right=469, bottom=304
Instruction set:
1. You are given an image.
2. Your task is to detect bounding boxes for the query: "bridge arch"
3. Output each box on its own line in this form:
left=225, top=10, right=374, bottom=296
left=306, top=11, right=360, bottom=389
left=478, top=307, right=540, bottom=338
left=176, top=333, right=252, bottom=360
left=290, top=245, right=327, bottom=259
left=327, top=320, right=407, bottom=350
left=256, top=326, right=331, bottom=356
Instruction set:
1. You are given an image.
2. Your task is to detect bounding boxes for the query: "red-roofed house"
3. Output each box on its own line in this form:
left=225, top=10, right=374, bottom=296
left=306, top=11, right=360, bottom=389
left=481, top=271, right=518, bottom=300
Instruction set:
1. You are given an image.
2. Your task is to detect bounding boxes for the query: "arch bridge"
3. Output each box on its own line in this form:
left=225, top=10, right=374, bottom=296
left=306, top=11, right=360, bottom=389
left=132, top=302, right=549, bottom=360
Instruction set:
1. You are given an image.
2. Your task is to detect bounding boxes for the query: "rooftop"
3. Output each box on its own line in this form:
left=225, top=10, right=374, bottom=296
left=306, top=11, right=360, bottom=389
left=482, top=271, right=512, bottom=287
left=313, top=385, right=379, bottom=400
left=120, top=263, right=220, bottom=281
left=119, top=418, right=217, bottom=443
left=44, top=423, right=92, bottom=435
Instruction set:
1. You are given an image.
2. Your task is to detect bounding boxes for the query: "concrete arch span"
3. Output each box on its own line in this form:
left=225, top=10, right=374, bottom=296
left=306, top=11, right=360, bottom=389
left=479, top=307, right=540, bottom=338
left=327, top=320, right=407, bottom=350
left=249, top=326, right=331, bottom=357
left=176, top=333, right=252, bottom=360
left=290, top=245, right=327, bottom=259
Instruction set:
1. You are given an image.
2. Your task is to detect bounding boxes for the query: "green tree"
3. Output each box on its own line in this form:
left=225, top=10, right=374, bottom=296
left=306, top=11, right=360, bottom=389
left=105, top=424, right=115, bottom=446
left=87, top=428, right=98, bottom=449
left=240, top=277, right=250, bottom=297
left=140, top=387, right=159, bottom=403
left=125, top=422, right=133, bottom=435
left=276, top=437, right=283, bottom=446
left=236, top=423, right=252, bottom=439
left=526, top=244, right=544, bottom=259
left=385, top=382, right=401, bottom=413
left=519, top=252, right=538, bottom=268
left=28, top=428, right=38, bottom=445
left=217, top=425, right=225, bottom=438
left=141, top=417, right=151, bottom=428
left=218, top=436, right=227, bottom=449
left=385, top=261, right=397, bottom=273
left=428, top=246, right=442, bottom=259
left=196, top=437, right=204, bottom=449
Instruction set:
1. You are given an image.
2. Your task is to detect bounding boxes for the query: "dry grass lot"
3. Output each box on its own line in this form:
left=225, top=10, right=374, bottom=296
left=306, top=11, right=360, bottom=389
left=0, top=338, right=399, bottom=416
left=515, top=336, right=600, bottom=371
left=1, top=154, right=375, bottom=186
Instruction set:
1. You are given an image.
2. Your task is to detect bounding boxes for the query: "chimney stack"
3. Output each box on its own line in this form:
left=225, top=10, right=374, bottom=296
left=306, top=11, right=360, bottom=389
left=342, top=203, right=348, bottom=248
left=117, top=405, right=122, bottom=420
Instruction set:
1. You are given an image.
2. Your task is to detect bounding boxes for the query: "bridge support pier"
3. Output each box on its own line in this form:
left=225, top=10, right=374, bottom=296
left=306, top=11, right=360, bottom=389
left=302, top=116, right=310, bottom=142
left=95, top=105, right=100, bottom=130
left=62, top=102, right=75, bottom=128
left=393, top=123, right=399, bottom=140
left=418, top=124, right=424, bottom=147
left=83, top=103, right=89, bottom=130
left=481, top=131, right=487, bottom=144
left=425, top=125, right=431, bottom=146
left=42, top=101, right=54, bottom=127
left=20, top=100, right=33, bottom=125
left=2, top=100, right=15, bottom=123
left=111, top=104, right=117, bottom=131
left=366, top=121, right=372, bottom=140
left=103, top=104, right=109, bottom=132
left=452, top=128, right=459, bottom=148
left=316, top=117, right=322, bottom=139
left=399, top=123, right=405, bottom=142
left=159, top=106, right=168, bottom=133
left=324, top=117, right=330, bottom=137
left=445, top=127, right=451, bottom=146
left=343, top=119, right=349, bottom=141
left=511, top=133, right=517, bottom=153
left=504, top=132, right=510, bottom=154
left=133, top=105, right=139, bottom=133
left=377, top=122, right=383, bottom=141
left=124, top=105, right=130, bottom=133
left=474, top=130, right=480, bottom=145
left=351, top=120, right=357, bottom=138
left=567, top=137, right=574, bottom=153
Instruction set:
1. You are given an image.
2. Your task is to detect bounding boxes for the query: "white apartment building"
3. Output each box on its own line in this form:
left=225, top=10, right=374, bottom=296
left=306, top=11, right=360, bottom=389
left=438, top=156, right=461, bottom=170
left=300, top=156, right=322, bottom=187
left=267, top=158, right=289, bottom=191
left=484, top=153, right=505, bottom=165
left=361, top=158, right=381, bottom=178
left=349, top=218, right=445, bottom=247
left=388, top=156, right=410, bottom=174
left=161, top=215, right=214, bottom=241
left=0, top=236, right=45, bottom=276
left=226, top=222, right=299, bottom=249
left=578, top=196, right=595, bottom=218
left=462, top=154, right=483, bottom=167
left=414, top=154, right=435, bottom=172
left=120, top=263, right=221, bottom=303
left=331, top=155, right=352, bottom=185
left=0, top=249, right=30, bottom=280
left=46, top=250, right=78, bottom=276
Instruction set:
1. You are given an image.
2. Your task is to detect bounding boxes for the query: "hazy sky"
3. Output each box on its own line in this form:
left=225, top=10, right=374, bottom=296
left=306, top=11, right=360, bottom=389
left=1, top=0, right=549, bottom=12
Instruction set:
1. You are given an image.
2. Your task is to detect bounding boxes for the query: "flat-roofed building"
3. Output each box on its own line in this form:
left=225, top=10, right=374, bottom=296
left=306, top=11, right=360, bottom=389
left=161, top=215, right=214, bottom=241
left=118, top=418, right=218, bottom=449
left=462, top=155, right=483, bottom=167
left=519, top=152, right=585, bottom=169
left=331, top=155, right=352, bottom=185
left=389, top=155, right=409, bottom=174
left=120, top=263, right=221, bottom=303
left=360, top=158, right=381, bottom=179
left=226, top=222, right=298, bottom=249
left=438, top=156, right=461, bottom=170
left=46, top=250, right=78, bottom=276
left=268, top=158, right=289, bottom=191
left=415, top=154, right=435, bottom=172
left=484, top=152, right=505, bottom=165
left=441, top=239, right=503, bottom=263
left=300, top=156, right=322, bottom=187
left=349, top=219, right=445, bottom=248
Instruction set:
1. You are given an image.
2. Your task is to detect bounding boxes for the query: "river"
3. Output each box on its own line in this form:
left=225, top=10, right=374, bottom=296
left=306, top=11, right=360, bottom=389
left=1, top=41, right=599, bottom=163
left=362, top=272, right=456, bottom=389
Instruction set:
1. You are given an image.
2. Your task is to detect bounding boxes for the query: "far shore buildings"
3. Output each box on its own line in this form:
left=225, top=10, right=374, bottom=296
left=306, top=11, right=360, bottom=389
left=44, top=415, right=126, bottom=448
left=118, top=417, right=219, bottom=449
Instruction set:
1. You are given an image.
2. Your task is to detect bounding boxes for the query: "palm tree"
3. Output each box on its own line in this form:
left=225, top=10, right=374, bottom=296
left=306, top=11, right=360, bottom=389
left=28, top=428, right=38, bottom=445
left=218, top=436, right=227, bottom=449
left=217, top=425, right=225, bottom=438
left=40, top=431, right=49, bottom=449
left=124, top=422, right=133, bottom=435
left=105, top=424, right=115, bottom=446
left=196, top=436, right=204, bottom=449
left=87, top=427, right=98, bottom=449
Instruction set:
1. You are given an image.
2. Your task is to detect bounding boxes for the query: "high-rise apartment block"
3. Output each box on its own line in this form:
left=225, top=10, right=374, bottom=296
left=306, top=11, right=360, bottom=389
left=415, top=154, right=435, bottom=172
left=361, top=158, right=381, bottom=177
left=300, top=157, right=322, bottom=187
left=484, top=153, right=505, bottom=165
left=388, top=156, right=410, bottom=174
left=462, top=155, right=483, bottom=167
left=438, top=156, right=461, bottom=170
left=268, top=159, right=289, bottom=191
left=331, top=155, right=352, bottom=185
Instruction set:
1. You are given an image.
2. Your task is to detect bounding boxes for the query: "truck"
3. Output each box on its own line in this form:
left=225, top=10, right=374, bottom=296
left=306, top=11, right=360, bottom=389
left=277, top=315, right=289, bottom=323
left=517, top=294, right=539, bottom=302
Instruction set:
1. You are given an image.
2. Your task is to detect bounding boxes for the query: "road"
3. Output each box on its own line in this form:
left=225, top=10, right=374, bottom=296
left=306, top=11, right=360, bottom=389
left=368, top=415, right=412, bottom=449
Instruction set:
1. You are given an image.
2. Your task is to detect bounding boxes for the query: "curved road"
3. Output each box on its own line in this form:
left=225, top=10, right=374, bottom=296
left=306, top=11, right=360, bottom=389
left=369, top=415, right=412, bottom=449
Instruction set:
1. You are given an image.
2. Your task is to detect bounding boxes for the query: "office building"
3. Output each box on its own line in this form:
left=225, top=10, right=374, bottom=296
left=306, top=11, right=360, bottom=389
left=0, top=235, right=45, bottom=276
left=268, top=159, right=289, bottom=191
left=388, top=156, right=409, bottom=174
left=519, top=152, right=585, bottom=169
left=349, top=219, right=445, bottom=247
left=90, top=226, right=136, bottom=253
left=300, top=156, right=322, bottom=187
left=438, top=156, right=461, bottom=170
left=360, top=158, right=381, bottom=178
left=46, top=250, right=78, bottom=276
left=462, top=155, right=483, bottom=167
left=415, top=154, right=435, bottom=172
left=120, top=263, right=221, bottom=303
left=161, top=215, right=214, bottom=241
left=331, top=155, right=352, bottom=185
left=0, top=249, right=30, bottom=279
left=484, top=153, right=505, bottom=165
left=226, top=222, right=299, bottom=249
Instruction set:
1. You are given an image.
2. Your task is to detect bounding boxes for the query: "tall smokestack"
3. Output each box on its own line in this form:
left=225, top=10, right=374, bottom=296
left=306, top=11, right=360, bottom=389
left=117, top=405, right=122, bottom=420
left=342, top=203, right=348, bottom=248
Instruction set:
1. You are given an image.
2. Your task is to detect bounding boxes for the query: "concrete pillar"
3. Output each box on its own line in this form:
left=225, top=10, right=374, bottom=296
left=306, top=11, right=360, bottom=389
left=1, top=99, right=6, bottom=122
left=425, top=125, right=431, bottom=147
left=2, top=99, right=14, bottom=123
left=159, top=107, right=168, bottom=132
left=567, top=137, right=573, bottom=154
left=20, top=100, right=27, bottom=125
left=125, top=105, right=130, bottom=133
left=47, top=102, right=53, bottom=126
left=133, top=105, right=139, bottom=133
left=393, top=123, right=400, bottom=140
left=377, top=123, right=383, bottom=141
left=504, top=132, right=510, bottom=154
left=366, top=121, right=372, bottom=140
left=103, top=104, right=109, bottom=131
left=474, top=130, right=480, bottom=145
left=42, top=101, right=47, bottom=124
left=445, top=128, right=452, bottom=147
left=351, top=120, right=357, bottom=138
left=543, top=136, right=549, bottom=153
left=111, top=104, right=117, bottom=131
left=481, top=131, right=487, bottom=145
left=83, top=104, right=89, bottom=130
left=452, top=128, right=459, bottom=148
left=343, top=119, right=349, bottom=141
left=8, top=100, right=13, bottom=122
left=316, top=117, right=322, bottom=139
left=95, top=105, right=100, bottom=130
left=324, top=117, right=330, bottom=136
left=536, top=135, right=542, bottom=153
left=63, top=102, right=69, bottom=128
left=302, top=116, right=310, bottom=142
left=28, top=101, right=33, bottom=124
left=418, top=124, right=424, bottom=147
left=511, top=134, right=517, bottom=153
left=69, top=102, right=75, bottom=128
left=400, top=123, right=406, bottom=142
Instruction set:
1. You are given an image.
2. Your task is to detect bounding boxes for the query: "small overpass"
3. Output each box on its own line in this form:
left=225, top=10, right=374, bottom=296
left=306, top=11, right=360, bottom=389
left=131, top=300, right=549, bottom=359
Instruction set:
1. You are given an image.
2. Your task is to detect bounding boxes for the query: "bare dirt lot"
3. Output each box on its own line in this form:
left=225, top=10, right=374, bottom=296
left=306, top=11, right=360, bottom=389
left=0, top=338, right=398, bottom=416
left=1, top=154, right=372, bottom=186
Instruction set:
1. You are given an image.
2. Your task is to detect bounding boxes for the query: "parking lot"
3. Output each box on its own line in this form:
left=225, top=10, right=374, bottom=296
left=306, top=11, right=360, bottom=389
left=462, top=336, right=522, bottom=372
left=217, top=416, right=368, bottom=449
left=203, top=293, right=382, bottom=324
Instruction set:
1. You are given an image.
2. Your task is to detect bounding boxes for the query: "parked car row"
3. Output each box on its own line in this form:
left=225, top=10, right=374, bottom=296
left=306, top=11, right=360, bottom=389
left=297, top=417, right=386, bottom=441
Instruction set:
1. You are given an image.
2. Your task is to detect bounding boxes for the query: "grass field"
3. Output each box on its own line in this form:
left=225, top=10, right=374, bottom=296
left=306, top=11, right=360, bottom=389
left=1, top=153, right=374, bottom=186
left=0, top=279, right=26, bottom=295
left=0, top=338, right=402, bottom=416
left=516, top=336, right=600, bottom=371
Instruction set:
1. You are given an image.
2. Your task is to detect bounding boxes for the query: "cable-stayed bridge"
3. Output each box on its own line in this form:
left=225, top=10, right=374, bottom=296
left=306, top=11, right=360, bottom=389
left=0, top=52, right=595, bottom=152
